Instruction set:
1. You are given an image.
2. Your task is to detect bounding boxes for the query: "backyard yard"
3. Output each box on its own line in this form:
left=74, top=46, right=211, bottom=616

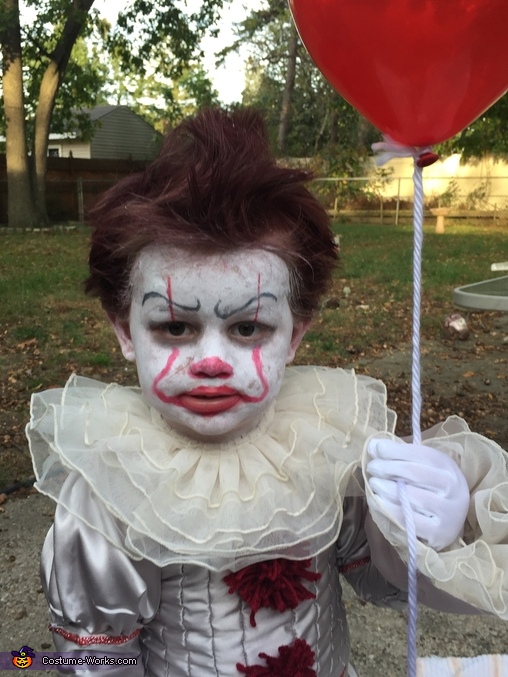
left=0, top=221, right=507, bottom=675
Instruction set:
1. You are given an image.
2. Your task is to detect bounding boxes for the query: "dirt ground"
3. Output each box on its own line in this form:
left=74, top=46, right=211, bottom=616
left=0, top=311, right=506, bottom=675
left=350, top=311, right=508, bottom=451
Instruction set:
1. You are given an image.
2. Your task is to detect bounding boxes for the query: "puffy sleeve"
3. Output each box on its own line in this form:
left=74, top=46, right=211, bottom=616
left=336, top=480, right=408, bottom=609
left=362, top=416, right=508, bottom=619
left=41, top=476, right=161, bottom=676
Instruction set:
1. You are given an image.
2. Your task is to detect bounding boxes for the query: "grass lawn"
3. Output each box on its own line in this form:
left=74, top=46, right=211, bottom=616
left=299, top=221, right=507, bottom=363
left=1, top=221, right=506, bottom=486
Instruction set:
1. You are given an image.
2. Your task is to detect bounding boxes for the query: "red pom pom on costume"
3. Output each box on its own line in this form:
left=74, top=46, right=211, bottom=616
left=237, top=639, right=317, bottom=676
left=224, top=559, right=321, bottom=627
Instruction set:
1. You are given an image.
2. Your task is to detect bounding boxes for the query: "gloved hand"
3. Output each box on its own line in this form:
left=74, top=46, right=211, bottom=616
left=366, top=439, right=470, bottom=551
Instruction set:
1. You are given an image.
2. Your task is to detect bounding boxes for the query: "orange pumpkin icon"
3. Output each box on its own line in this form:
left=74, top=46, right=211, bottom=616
left=11, top=646, right=34, bottom=669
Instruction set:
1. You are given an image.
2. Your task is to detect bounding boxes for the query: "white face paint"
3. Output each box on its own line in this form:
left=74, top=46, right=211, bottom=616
left=111, top=247, right=309, bottom=442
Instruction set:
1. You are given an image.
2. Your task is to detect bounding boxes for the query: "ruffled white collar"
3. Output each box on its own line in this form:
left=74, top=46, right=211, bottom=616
left=28, top=367, right=395, bottom=570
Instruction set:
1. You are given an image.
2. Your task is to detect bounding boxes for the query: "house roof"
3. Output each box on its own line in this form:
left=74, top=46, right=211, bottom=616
left=42, top=106, right=122, bottom=140
left=46, top=105, right=162, bottom=141
left=1, top=106, right=159, bottom=143
left=89, top=105, right=121, bottom=121
left=81, top=105, right=163, bottom=138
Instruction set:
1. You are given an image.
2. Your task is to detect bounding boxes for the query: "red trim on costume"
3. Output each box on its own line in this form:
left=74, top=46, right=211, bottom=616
left=49, top=625, right=141, bottom=646
left=224, top=558, right=321, bottom=627
left=237, top=638, right=317, bottom=676
left=339, top=556, right=370, bottom=575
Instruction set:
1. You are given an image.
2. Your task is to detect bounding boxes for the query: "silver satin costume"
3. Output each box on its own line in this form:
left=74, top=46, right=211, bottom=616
left=27, top=367, right=508, bottom=676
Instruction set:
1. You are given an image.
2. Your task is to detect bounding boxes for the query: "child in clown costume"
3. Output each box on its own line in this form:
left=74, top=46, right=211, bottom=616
left=27, top=109, right=508, bottom=676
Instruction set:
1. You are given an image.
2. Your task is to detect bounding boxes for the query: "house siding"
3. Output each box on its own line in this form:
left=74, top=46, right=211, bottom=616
left=90, top=107, right=161, bottom=160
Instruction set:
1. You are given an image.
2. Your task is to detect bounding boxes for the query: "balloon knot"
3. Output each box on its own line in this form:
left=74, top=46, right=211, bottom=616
left=416, top=151, right=439, bottom=168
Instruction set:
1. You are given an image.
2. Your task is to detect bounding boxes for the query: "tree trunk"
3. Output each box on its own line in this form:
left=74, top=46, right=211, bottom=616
left=32, top=0, right=95, bottom=222
left=1, top=0, right=38, bottom=229
left=33, top=62, right=60, bottom=223
left=357, top=115, right=371, bottom=152
left=277, top=21, right=298, bottom=155
left=314, top=108, right=329, bottom=153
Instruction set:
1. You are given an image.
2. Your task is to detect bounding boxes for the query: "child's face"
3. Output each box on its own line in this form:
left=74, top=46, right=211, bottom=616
left=111, top=247, right=309, bottom=442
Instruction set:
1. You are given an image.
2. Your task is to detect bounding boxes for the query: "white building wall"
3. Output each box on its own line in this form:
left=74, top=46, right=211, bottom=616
left=61, top=141, right=91, bottom=159
left=371, top=154, right=508, bottom=209
left=47, top=140, right=91, bottom=158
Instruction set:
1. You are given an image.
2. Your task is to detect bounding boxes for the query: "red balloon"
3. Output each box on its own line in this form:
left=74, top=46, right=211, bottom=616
left=289, top=0, right=508, bottom=146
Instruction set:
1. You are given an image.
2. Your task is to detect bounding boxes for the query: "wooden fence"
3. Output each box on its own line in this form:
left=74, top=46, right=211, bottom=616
left=3, top=157, right=508, bottom=227
left=0, top=155, right=147, bottom=223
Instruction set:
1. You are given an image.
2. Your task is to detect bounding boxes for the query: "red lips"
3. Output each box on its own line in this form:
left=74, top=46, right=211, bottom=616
left=176, top=386, right=242, bottom=415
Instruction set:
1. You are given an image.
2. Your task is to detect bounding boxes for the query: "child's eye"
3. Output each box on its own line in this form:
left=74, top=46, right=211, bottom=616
left=231, top=322, right=273, bottom=341
left=236, top=323, right=257, bottom=337
left=166, top=322, right=189, bottom=337
left=150, top=321, right=192, bottom=338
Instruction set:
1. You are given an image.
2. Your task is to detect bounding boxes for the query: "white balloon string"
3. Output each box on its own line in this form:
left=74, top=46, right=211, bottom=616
left=398, top=479, right=419, bottom=677
left=372, top=135, right=438, bottom=677
left=412, top=162, right=424, bottom=446
left=372, top=137, right=433, bottom=446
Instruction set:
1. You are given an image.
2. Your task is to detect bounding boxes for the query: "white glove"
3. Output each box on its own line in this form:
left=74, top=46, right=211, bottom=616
left=366, top=439, right=470, bottom=551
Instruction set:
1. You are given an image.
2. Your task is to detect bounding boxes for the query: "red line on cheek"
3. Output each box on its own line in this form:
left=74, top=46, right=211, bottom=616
left=166, top=276, right=175, bottom=321
left=243, top=346, right=269, bottom=403
left=152, top=348, right=180, bottom=403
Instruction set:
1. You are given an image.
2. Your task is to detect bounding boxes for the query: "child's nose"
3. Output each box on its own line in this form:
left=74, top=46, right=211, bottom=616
left=189, top=356, right=234, bottom=379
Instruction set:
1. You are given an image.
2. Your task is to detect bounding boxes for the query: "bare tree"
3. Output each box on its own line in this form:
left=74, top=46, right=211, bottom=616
left=1, top=0, right=37, bottom=228
left=31, top=0, right=95, bottom=221
left=277, top=20, right=298, bottom=154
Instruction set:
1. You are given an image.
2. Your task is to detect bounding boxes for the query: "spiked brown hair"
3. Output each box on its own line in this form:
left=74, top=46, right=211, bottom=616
left=85, top=108, right=338, bottom=318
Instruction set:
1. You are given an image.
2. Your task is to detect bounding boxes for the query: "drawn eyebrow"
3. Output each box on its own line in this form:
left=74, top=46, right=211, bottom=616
left=141, top=291, right=201, bottom=312
left=214, top=293, right=278, bottom=319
